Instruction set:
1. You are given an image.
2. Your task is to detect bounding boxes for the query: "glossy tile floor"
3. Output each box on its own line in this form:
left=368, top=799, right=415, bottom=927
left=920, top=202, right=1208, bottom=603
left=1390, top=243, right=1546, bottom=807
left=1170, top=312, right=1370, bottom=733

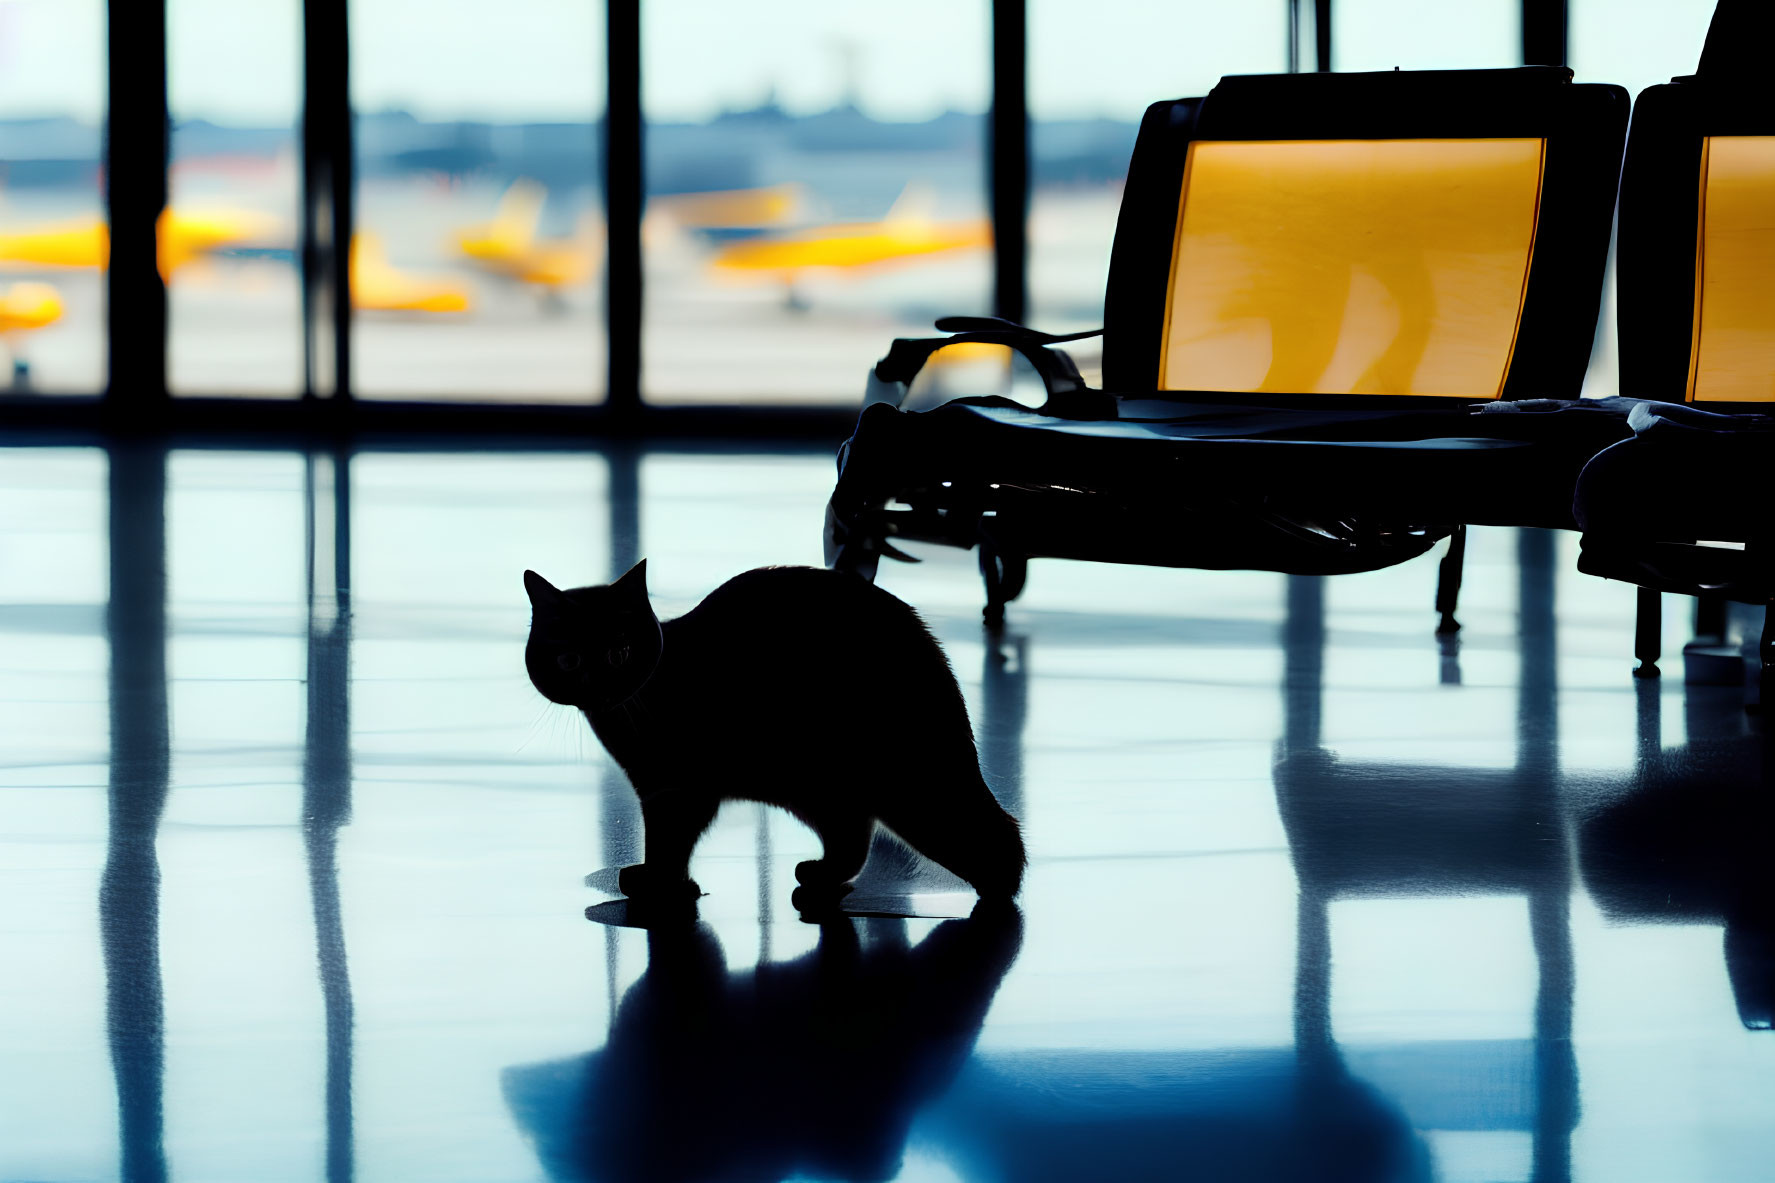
left=2, top=443, right=1772, bottom=1182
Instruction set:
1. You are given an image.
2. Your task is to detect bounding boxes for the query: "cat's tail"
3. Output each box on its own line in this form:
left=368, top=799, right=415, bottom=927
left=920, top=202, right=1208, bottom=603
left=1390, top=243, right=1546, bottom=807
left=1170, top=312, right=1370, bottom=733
left=881, top=782, right=1026, bottom=900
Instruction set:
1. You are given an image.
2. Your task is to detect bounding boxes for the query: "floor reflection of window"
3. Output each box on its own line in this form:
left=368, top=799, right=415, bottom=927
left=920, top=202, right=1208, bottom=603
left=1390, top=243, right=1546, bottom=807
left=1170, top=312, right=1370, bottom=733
left=347, top=452, right=617, bottom=1179
left=350, top=452, right=613, bottom=802
left=0, top=1, right=105, bottom=394
left=638, top=455, right=837, bottom=606
left=0, top=448, right=112, bottom=1175
left=166, top=1, right=303, bottom=396
left=1330, top=897, right=1540, bottom=1182
left=1332, top=898, right=1539, bottom=1042
left=162, top=450, right=325, bottom=1178
left=642, top=0, right=991, bottom=405
left=1322, top=527, right=1521, bottom=770
left=350, top=1, right=605, bottom=402
left=1027, top=1, right=1285, bottom=386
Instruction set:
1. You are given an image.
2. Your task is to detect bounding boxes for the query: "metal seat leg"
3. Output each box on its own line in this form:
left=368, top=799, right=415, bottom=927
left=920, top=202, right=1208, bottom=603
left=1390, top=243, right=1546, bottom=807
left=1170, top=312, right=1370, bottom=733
left=1634, top=587, right=1661, bottom=679
left=1435, top=524, right=1467, bottom=636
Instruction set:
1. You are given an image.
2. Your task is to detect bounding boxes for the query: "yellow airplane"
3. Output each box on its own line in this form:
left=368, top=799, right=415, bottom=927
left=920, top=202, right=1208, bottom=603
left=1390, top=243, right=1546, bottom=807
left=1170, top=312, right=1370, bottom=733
left=0, top=281, right=62, bottom=333
left=0, top=281, right=65, bottom=389
left=455, top=179, right=599, bottom=294
left=0, top=206, right=471, bottom=314
left=708, top=184, right=990, bottom=302
left=457, top=178, right=544, bottom=268
left=651, top=183, right=801, bottom=231
left=509, top=214, right=600, bottom=290
left=352, top=233, right=472, bottom=314
left=157, top=209, right=283, bottom=274
left=0, top=208, right=283, bottom=277
left=0, top=219, right=105, bottom=269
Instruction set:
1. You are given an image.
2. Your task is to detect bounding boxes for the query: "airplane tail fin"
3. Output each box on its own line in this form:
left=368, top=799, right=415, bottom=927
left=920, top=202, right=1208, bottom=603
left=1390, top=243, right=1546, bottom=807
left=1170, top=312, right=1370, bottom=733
left=883, top=183, right=936, bottom=230
left=490, top=179, right=546, bottom=251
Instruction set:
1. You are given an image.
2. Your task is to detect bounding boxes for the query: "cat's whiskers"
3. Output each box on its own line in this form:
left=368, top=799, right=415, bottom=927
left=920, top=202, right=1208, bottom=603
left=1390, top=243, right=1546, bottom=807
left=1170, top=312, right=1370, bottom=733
left=625, top=691, right=656, bottom=735
left=553, top=705, right=573, bottom=758
left=514, top=700, right=557, bottom=756
left=617, top=697, right=644, bottom=739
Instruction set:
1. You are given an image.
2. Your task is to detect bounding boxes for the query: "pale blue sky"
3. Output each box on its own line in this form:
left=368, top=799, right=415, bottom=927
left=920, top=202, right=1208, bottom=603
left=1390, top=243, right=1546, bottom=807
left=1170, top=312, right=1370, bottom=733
left=0, top=0, right=1727, bottom=126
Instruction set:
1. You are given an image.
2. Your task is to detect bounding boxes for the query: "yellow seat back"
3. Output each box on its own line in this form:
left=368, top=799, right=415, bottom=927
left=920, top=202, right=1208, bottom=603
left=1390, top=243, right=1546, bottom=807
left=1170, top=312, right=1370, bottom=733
left=1159, top=138, right=1547, bottom=398
left=1688, top=136, right=1775, bottom=403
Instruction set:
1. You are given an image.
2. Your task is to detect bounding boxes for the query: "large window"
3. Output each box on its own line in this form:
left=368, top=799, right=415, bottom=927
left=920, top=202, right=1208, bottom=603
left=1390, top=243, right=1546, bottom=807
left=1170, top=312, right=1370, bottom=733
left=1570, top=0, right=1719, bottom=400
left=1028, top=1, right=1288, bottom=387
left=0, top=2, right=1729, bottom=416
left=351, top=0, right=605, bottom=402
left=641, top=0, right=992, bottom=405
left=0, top=1, right=105, bottom=395
left=1570, top=0, right=1716, bottom=100
left=167, top=0, right=303, bottom=396
left=1332, top=0, right=1519, bottom=72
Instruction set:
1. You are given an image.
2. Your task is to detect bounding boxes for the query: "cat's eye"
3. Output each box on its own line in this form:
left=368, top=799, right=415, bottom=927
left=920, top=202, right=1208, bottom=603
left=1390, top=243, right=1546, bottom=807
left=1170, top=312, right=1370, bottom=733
left=557, top=652, right=582, bottom=672
left=606, top=645, right=631, bottom=668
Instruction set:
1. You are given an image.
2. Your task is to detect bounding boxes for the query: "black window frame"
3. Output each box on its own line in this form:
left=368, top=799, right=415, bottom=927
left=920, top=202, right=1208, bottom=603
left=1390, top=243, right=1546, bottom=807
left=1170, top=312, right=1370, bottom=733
left=0, top=0, right=1565, bottom=441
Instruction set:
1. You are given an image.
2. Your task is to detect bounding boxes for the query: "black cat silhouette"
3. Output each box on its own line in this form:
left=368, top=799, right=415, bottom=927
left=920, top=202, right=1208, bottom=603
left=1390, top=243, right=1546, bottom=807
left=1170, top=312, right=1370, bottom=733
left=524, top=562, right=1025, bottom=906
left=503, top=906, right=1023, bottom=1182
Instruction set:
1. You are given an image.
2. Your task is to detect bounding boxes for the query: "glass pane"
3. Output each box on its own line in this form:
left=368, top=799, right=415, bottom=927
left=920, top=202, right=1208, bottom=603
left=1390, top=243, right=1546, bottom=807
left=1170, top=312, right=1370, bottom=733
left=0, top=1, right=105, bottom=394
left=167, top=0, right=303, bottom=396
left=1570, top=0, right=1718, bottom=400
left=1570, top=0, right=1716, bottom=101
left=1334, top=0, right=1519, bottom=72
left=643, top=0, right=991, bottom=405
left=1028, top=1, right=1288, bottom=383
left=351, top=0, right=605, bottom=402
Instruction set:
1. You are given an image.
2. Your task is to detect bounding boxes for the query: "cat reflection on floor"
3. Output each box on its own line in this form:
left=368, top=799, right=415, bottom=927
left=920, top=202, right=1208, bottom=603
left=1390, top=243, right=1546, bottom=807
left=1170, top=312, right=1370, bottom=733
left=503, top=905, right=1023, bottom=1182
left=524, top=562, right=1026, bottom=907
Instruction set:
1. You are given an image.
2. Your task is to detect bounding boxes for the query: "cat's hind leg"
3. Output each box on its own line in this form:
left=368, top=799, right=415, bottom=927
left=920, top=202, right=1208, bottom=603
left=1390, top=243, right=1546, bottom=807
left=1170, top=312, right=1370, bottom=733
left=794, top=811, right=874, bottom=891
left=877, top=779, right=1025, bottom=900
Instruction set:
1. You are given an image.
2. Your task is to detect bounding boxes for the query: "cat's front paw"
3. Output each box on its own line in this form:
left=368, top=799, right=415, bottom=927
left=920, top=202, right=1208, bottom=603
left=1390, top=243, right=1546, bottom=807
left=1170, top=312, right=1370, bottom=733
left=617, top=863, right=701, bottom=902
left=791, top=882, right=854, bottom=920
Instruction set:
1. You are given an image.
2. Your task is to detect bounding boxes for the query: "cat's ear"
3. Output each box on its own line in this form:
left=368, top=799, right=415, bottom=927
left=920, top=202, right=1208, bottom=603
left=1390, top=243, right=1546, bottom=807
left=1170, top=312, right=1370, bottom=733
left=524, top=569, right=570, bottom=610
left=611, top=558, right=648, bottom=599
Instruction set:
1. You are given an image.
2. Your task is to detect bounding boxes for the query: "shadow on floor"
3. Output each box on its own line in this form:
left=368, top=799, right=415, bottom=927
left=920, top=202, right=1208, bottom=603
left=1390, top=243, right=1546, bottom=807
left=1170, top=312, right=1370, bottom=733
left=505, top=907, right=1023, bottom=1182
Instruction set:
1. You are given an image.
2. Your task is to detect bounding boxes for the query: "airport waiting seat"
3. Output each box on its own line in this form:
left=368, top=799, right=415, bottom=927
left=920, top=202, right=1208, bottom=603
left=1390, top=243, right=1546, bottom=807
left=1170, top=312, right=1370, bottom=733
left=825, top=66, right=1631, bottom=624
left=1572, top=0, right=1775, bottom=690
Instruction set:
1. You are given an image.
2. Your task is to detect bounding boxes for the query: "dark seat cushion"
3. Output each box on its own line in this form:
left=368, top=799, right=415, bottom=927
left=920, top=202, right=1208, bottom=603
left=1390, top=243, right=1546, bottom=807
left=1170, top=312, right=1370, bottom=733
left=1572, top=400, right=1775, bottom=603
left=839, top=397, right=1634, bottom=534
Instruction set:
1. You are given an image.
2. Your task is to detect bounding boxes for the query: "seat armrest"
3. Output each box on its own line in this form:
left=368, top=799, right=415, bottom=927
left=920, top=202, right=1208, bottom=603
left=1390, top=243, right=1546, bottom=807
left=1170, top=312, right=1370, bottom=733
left=867, top=321, right=1116, bottom=420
